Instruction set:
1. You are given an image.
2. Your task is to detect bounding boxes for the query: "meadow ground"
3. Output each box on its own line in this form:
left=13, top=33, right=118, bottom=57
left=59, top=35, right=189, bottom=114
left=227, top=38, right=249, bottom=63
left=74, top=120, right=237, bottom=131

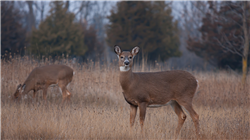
left=1, top=56, right=250, bottom=139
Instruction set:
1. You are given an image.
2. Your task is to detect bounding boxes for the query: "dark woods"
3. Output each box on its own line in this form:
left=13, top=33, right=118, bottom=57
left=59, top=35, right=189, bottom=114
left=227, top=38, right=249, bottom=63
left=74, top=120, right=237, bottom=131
left=1, top=1, right=26, bottom=58
left=187, top=1, right=250, bottom=70
left=1, top=1, right=250, bottom=72
left=1, top=1, right=104, bottom=62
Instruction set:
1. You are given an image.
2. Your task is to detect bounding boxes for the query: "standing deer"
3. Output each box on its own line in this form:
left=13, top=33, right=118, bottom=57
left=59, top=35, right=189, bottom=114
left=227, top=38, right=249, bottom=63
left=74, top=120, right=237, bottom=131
left=114, top=45, right=200, bottom=139
left=14, top=64, right=74, bottom=103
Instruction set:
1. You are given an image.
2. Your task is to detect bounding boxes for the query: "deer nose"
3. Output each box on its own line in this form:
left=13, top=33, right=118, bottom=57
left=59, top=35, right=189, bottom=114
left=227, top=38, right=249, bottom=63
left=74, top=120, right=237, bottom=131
left=124, top=61, right=129, bottom=65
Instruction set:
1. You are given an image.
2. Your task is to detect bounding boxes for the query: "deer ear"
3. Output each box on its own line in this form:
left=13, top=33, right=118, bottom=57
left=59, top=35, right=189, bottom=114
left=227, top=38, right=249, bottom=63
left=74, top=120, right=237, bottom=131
left=131, top=46, right=140, bottom=56
left=114, top=45, right=121, bottom=55
left=17, top=84, right=22, bottom=91
left=21, top=84, right=26, bottom=92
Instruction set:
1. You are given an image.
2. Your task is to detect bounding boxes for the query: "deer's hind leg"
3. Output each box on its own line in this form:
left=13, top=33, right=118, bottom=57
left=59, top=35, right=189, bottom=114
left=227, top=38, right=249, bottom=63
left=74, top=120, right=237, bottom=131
left=65, top=89, right=72, bottom=100
left=58, top=80, right=71, bottom=103
left=183, top=104, right=200, bottom=137
left=65, top=81, right=72, bottom=100
left=177, top=98, right=200, bottom=139
left=170, top=100, right=187, bottom=139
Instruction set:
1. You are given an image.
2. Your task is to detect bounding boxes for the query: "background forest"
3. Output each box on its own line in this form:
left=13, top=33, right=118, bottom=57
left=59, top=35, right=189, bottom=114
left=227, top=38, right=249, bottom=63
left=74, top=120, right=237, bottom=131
left=2, top=1, right=249, bottom=72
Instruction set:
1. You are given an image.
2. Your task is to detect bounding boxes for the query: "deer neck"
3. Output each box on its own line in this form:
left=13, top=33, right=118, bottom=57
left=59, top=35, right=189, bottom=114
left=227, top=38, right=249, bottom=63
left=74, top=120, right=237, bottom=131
left=22, top=80, right=33, bottom=95
left=119, top=69, right=134, bottom=91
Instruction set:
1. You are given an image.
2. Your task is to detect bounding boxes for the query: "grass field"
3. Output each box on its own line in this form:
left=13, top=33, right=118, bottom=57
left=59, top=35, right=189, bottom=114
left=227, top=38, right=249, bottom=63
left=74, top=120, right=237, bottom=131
left=1, top=56, right=250, bottom=139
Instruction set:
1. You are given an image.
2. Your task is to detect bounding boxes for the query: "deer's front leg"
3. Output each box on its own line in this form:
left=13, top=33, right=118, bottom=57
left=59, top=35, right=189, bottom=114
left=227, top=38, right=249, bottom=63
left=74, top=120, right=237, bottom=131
left=42, top=86, right=48, bottom=100
left=32, top=90, right=38, bottom=102
left=130, top=105, right=137, bottom=127
left=138, top=102, right=148, bottom=131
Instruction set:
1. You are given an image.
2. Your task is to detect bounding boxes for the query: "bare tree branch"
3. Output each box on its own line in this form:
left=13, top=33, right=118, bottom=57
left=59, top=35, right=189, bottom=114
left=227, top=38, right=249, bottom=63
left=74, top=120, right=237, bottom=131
left=215, top=37, right=243, bottom=57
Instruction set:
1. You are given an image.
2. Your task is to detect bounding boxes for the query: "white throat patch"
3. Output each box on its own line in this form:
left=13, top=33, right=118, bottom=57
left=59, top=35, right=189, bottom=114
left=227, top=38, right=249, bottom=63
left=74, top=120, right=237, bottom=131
left=119, top=66, right=130, bottom=72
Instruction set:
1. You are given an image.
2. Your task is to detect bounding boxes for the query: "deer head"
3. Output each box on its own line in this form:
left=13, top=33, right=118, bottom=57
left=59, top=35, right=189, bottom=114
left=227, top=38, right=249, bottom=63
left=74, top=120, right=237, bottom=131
left=114, top=45, right=140, bottom=72
left=14, top=84, right=26, bottom=98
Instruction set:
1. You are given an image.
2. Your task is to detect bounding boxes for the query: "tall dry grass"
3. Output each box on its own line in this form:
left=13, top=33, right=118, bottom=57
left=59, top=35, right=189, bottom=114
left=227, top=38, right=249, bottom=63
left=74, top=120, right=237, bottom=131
left=1, top=56, right=250, bottom=139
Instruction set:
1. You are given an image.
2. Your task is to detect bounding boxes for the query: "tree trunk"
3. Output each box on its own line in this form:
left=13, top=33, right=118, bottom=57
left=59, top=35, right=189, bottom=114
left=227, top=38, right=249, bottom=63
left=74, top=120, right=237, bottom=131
left=242, top=57, right=248, bottom=83
left=65, top=1, right=70, bottom=11
left=26, top=1, right=35, bottom=32
left=242, top=1, right=249, bottom=85
left=40, top=2, right=45, bottom=22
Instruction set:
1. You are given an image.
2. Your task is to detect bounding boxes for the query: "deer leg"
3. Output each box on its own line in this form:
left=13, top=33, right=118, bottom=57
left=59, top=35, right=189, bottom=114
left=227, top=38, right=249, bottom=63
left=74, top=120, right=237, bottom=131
left=33, top=90, right=37, bottom=98
left=65, top=82, right=72, bottom=100
left=42, top=87, right=48, bottom=100
left=130, top=105, right=138, bottom=127
left=182, top=103, right=200, bottom=138
left=170, top=100, right=187, bottom=139
left=66, top=89, right=72, bottom=101
left=32, top=90, right=38, bottom=102
left=61, top=87, right=67, bottom=103
left=59, top=86, right=68, bottom=104
left=138, top=102, right=147, bottom=132
left=58, top=80, right=68, bottom=104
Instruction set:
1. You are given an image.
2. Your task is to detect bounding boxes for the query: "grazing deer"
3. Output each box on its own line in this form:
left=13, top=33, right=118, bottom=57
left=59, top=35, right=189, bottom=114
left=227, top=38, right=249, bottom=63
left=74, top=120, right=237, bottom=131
left=14, top=64, right=74, bottom=103
left=114, top=45, right=200, bottom=139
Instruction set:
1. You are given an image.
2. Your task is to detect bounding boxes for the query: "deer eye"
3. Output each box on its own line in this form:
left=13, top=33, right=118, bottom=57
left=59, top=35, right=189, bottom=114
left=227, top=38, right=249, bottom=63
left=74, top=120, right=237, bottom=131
left=129, top=56, right=132, bottom=59
left=120, top=56, right=124, bottom=59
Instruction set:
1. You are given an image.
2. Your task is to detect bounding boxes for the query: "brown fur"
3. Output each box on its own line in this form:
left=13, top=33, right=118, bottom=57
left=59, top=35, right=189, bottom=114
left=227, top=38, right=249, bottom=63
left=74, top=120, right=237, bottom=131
left=14, top=64, right=74, bottom=103
left=120, top=70, right=197, bottom=106
left=114, top=45, right=200, bottom=139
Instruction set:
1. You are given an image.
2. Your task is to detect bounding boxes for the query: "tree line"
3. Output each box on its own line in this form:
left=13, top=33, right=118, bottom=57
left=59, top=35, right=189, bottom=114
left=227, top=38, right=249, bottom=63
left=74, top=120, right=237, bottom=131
left=185, top=1, right=250, bottom=83
left=1, top=1, right=180, bottom=62
left=1, top=1, right=250, bottom=77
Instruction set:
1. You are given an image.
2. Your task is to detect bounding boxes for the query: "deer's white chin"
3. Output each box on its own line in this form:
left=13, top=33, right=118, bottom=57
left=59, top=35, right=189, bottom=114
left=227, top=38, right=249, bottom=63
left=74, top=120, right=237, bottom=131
left=120, top=66, right=130, bottom=72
